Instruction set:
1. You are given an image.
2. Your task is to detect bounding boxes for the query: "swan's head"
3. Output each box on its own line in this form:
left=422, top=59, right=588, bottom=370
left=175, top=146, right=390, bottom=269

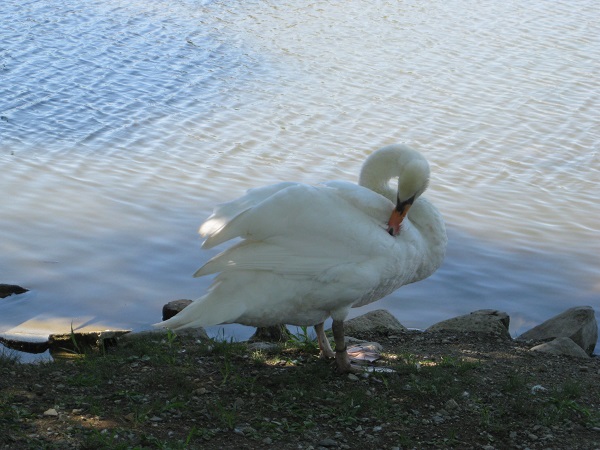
left=359, top=144, right=432, bottom=236
left=387, top=156, right=430, bottom=236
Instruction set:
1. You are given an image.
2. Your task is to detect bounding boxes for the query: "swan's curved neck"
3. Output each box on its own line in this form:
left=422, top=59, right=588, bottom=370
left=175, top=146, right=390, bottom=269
left=358, top=162, right=397, bottom=202
left=358, top=144, right=428, bottom=203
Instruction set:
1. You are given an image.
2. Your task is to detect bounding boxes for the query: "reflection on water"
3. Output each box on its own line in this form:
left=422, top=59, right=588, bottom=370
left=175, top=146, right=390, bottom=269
left=1, top=0, right=598, bottom=350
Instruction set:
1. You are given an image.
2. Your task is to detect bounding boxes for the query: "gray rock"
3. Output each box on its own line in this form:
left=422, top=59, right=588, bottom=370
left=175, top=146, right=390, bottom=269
left=517, top=306, right=597, bottom=355
left=48, top=330, right=131, bottom=357
left=426, top=309, right=511, bottom=338
left=343, top=309, right=407, bottom=336
left=445, top=399, right=460, bottom=410
left=159, top=299, right=210, bottom=339
left=248, top=325, right=292, bottom=342
left=169, top=327, right=210, bottom=340
left=124, top=327, right=209, bottom=342
left=318, top=438, right=338, bottom=448
left=0, top=284, right=28, bottom=298
left=162, top=299, right=193, bottom=320
left=0, top=336, right=49, bottom=354
left=247, top=341, right=280, bottom=353
left=530, top=337, right=590, bottom=359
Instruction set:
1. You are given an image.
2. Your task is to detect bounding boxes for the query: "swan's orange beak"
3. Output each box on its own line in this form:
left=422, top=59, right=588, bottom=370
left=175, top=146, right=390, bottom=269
left=387, top=196, right=414, bottom=236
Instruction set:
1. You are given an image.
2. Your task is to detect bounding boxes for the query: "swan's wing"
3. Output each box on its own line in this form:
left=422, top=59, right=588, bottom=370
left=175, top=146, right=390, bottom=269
left=194, top=182, right=396, bottom=278
left=200, top=181, right=299, bottom=248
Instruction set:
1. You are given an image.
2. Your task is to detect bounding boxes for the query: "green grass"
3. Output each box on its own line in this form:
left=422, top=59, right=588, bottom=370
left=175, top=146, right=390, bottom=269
left=4, top=329, right=599, bottom=449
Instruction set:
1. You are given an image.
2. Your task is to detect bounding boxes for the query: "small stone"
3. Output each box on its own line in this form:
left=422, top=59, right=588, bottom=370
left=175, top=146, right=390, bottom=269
left=445, top=399, right=459, bottom=410
left=318, top=438, right=338, bottom=447
left=263, top=437, right=273, bottom=445
left=432, top=415, right=445, bottom=425
left=43, top=408, right=58, bottom=417
left=247, top=341, right=280, bottom=353
left=531, top=385, right=547, bottom=394
left=347, top=374, right=360, bottom=381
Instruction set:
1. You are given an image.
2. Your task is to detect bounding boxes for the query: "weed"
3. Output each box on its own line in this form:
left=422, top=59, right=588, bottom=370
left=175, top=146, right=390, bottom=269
left=69, top=321, right=83, bottom=354
left=287, top=326, right=319, bottom=353
left=211, top=401, right=238, bottom=429
left=501, top=371, right=529, bottom=394
left=538, top=380, right=599, bottom=427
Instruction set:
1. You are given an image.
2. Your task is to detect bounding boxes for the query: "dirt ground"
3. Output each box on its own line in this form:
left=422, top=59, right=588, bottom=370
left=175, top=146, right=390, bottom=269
left=1, top=329, right=599, bottom=449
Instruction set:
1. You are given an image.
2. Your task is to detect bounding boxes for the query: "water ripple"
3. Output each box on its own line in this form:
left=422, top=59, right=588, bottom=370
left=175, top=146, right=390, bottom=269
left=1, top=0, right=598, bottom=340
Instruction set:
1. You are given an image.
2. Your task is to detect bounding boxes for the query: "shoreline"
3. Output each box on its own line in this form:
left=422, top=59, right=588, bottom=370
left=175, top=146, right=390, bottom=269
left=2, top=326, right=599, bottom=449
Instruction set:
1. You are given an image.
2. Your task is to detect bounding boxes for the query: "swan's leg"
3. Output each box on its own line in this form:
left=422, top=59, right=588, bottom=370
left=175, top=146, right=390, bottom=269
left=315, top=322, right=335, bottom=359
left=332, top=319, right=361, bottom=373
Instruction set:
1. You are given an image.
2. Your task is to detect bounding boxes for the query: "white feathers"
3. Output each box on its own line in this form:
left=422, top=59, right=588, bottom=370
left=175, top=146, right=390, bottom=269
left=157, top=144, right=447, bottom=331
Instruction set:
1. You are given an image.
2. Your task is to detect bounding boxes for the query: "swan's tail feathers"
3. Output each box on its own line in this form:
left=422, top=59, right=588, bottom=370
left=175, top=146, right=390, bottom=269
left=153, top=291, right=245, bottom=331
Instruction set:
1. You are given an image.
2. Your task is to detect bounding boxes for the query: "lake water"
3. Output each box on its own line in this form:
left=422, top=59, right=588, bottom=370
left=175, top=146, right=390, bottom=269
left=1, top=0, right=599, bottom=358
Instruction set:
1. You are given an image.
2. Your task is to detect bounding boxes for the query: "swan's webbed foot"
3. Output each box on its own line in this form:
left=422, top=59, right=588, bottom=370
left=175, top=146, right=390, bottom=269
left=320, top=349, right=336, bottom=359
left=319, top=320, right=382, bottom=373
left=347, top=343, right=381, bottom=364
left=335, top=346, right=365, bottom=374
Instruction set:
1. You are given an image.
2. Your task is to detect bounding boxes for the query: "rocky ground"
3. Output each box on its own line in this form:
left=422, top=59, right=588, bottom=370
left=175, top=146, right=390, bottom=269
left=1, top=327, right=600, bottom=450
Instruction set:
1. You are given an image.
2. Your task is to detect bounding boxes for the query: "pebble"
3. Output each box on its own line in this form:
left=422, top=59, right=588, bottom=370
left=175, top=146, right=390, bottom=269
left=318, top=438, right=338, bottom=447
left=445, top=399, right=460, bottom=410
left=530, top=385, right=547, bottom=394
left=43, top=408, right=58, bottom=417
left=347, top=374, right=359, bottom=381
left=431, top=414, right=445, bottom=425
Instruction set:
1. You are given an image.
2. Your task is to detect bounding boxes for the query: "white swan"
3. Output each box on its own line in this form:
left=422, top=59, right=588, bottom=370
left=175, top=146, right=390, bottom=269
left=158, top=144, right=447, bottom=372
